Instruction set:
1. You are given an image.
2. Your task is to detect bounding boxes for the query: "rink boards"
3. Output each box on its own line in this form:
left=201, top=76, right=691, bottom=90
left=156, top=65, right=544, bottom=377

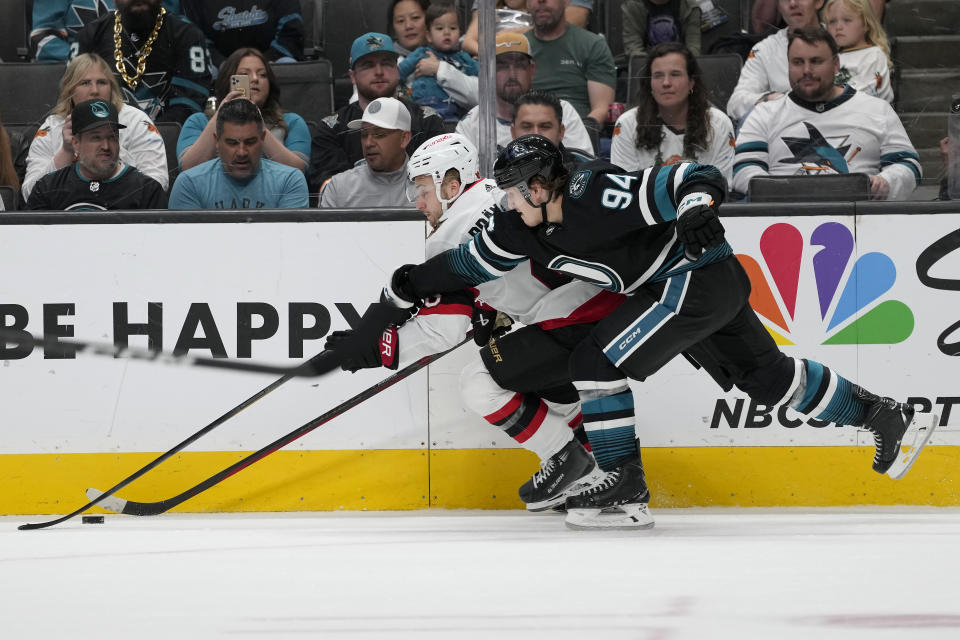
left=0, top=206, right=958, bottom=514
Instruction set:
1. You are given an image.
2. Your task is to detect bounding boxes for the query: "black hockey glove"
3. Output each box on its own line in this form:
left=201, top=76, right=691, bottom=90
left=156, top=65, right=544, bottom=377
left=326, top=301, right=407, bottom=372
left=324, top=324, right=401, bottom=372
left=471, top=305, right=513, bottom=346
left=675, top=191, right=725, bottom=261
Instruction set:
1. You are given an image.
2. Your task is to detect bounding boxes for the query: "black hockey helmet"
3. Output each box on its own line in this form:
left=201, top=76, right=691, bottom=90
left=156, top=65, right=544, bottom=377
left=494, top=134, right=566, bottom=200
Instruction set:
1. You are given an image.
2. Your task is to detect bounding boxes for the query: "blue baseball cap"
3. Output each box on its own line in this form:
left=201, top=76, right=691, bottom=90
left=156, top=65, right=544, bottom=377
left=350, top=32, right=398, bottom=68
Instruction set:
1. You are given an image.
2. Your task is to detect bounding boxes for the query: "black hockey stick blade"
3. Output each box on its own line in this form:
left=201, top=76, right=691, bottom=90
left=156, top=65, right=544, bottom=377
left=17, top=349, right=340, bottom=531
left=0, top=328, right=339, bottom=379
left=87, top=333, right=472, bottom=517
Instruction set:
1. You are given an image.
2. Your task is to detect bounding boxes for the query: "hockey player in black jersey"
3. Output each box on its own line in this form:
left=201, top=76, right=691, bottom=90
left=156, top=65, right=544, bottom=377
left=339, top=134, right=936, bottom=530
left=77, top=0, right=212, bottom=124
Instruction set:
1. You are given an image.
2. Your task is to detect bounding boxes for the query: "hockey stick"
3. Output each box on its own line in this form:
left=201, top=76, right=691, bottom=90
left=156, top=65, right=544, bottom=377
left=0, top=329, right=336, bottom=378
left=17, top=349, right=338, bottom=531
left=83, top=333, right=473, bottom=518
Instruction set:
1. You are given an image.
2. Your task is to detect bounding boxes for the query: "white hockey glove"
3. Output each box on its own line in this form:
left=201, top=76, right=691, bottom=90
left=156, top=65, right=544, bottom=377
left=676, top=191, right=725, bottom=261
left=381, top=264, right=421, bottom=309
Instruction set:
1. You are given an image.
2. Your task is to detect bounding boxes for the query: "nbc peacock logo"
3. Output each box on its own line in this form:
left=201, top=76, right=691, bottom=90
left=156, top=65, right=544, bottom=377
left=736, top=222, right=914, bottom=345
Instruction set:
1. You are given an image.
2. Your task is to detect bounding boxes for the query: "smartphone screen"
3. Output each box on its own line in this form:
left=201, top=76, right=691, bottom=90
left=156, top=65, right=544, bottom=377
left=230, top=74, right=250, bottom=98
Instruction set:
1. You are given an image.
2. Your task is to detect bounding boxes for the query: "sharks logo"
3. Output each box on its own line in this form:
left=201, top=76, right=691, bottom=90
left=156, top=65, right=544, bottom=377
left=67, top=0, right=113, bottom=35
left=779, top=122, right=854, bottom=175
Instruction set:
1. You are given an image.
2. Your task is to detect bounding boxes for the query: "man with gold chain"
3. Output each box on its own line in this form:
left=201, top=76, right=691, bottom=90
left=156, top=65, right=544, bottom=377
left=76, top=0, right=212, bottom=125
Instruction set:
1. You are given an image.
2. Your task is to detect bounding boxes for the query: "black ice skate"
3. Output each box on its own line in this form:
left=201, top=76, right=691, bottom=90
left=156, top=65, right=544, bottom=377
left=518, top=439, right=604, bottom=512
left=857, top=387, right=937, bottom=480
left=564, top=457, right=654, bottom=530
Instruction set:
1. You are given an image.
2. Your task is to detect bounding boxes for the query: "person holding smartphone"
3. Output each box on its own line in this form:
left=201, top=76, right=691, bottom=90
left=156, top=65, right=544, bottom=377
left=177, top=47, right=310, bottom=173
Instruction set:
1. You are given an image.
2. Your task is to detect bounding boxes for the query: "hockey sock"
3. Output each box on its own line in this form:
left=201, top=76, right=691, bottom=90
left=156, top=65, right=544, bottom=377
left=544, top=400, right=591, bottom=451
left=787, top=359, right=867, bottom=426
left=483, top=392, right=572, bottom=460
left=574, top=379, right=638, bottom=471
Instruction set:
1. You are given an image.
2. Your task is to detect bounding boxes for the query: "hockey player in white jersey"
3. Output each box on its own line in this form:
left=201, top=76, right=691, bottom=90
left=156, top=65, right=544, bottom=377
left=327, top=133, right=622, bottom=510
left=732, top=27, right=920, bottom=200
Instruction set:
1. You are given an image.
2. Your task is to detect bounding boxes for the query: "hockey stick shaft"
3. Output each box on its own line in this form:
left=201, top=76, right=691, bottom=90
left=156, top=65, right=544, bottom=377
left=91, top=334, right=472, bottom=517
left=0, top=329, right=335, bottom=378
left=17, top=350, right=338, bottom=531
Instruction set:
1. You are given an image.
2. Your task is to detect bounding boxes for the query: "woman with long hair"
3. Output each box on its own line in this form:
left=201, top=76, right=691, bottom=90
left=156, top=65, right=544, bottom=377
left=22, top=53, right=168, bottom=200
left=177, top=47, right=309, bottom=172
left=611, top=42, right=734, bottom=183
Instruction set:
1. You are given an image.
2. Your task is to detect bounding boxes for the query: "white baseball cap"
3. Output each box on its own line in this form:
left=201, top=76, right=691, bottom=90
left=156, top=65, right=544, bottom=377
left=347, top=97, right=411, bottom=132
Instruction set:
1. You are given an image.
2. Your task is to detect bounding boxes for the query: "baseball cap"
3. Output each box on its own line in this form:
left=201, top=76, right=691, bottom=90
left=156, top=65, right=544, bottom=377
left=350, top=32, right=398, bottom=69
left=495, top=31, right=531, bottom=57
left=348, top=97, right=411, bottom=132
left=71, top=99, right=126, bottom=134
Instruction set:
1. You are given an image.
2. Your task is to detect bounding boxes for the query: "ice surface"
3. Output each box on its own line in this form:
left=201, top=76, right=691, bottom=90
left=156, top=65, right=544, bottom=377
left=3, top=508, right=960, bottom=639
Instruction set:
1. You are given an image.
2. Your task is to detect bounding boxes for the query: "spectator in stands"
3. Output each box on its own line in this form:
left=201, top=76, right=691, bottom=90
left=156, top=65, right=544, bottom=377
left=25, top=99, right=167, bottom=210
left=389, top=0, right=430, bottom=58
left=465, top=0, right=591, bottom=55
left=177, top=48, right=309, bottom=172
left=622, top=0, right=702, bottom=57
left=732, top=27, right=921, bottom=200
left=457, top=33, right=592, bottom=152
left=318, top=98, right=413, bottom=208
left=23, top=53, right=168, bottom=202
left=511, top=91, right=596, bottom=164
left=611, top=43, right=735, bottom=182
left=525, top=0, right=616, bottom=133
left=309, top=33, right=444, bottom=196
left=77, top=0, right=212, bottom=125
left=181, top=0, right=304, bottom=67
left=31, top=0, right=181, bottom=61
left=462, top=0, right=531, bottom=56
left=824, top=0, right=892, bottom=102
left=0, top=112, right=20, bottom=206
left=397, top=2, right=478, bottom=122
left=727, top=0, right=824, bottom=124
left=169, top=99, right=308, bottom=209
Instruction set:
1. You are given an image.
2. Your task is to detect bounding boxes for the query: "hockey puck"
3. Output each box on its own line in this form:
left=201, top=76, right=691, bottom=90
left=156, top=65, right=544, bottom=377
left=81, top=515, right=104, bottom=524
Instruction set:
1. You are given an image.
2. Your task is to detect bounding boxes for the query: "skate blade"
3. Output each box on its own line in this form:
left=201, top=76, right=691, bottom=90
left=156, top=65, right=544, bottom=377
left=887, top=412, right=938, bottom=480
left=524, top=468, right=606, bottom=512
left=564, top=504, right=655, bottom=531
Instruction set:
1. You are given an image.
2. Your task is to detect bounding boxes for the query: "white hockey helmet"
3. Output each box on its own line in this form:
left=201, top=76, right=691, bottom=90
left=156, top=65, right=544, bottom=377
left=407, top=133, right=480, bottom=212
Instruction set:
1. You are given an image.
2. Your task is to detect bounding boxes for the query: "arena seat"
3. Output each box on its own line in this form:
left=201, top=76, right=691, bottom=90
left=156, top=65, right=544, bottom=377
left=5, top=122, right=40, bottom=188
left=0, top=185, right=16, bottom=211
left=0, top=0, right=29, bottom=62
left=153, top=121, right=181, bottom=181
left=270, top=59, right=335, bottom=125
left=318, top=0, right=394, bottom=107
left=0, top=62, right=67, bottom=123
left=748, top=174, right=871, bottom=203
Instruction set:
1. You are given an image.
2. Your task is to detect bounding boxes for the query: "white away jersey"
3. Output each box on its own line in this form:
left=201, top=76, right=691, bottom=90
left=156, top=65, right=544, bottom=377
left=732, top=86, right=921, bottom=200
left=610, top=105, right=736, bottom=184
left=836, top=45, right=893, bottom=103
left=727, top=28, right=791, bottom=123
left=395, top=178, right=623, bottom=368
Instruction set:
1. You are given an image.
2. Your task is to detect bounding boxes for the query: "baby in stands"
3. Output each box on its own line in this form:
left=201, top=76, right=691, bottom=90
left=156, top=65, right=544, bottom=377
left=823, top=0, right=894, bottom=103
left=398, top=0, right=479, bottom=122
